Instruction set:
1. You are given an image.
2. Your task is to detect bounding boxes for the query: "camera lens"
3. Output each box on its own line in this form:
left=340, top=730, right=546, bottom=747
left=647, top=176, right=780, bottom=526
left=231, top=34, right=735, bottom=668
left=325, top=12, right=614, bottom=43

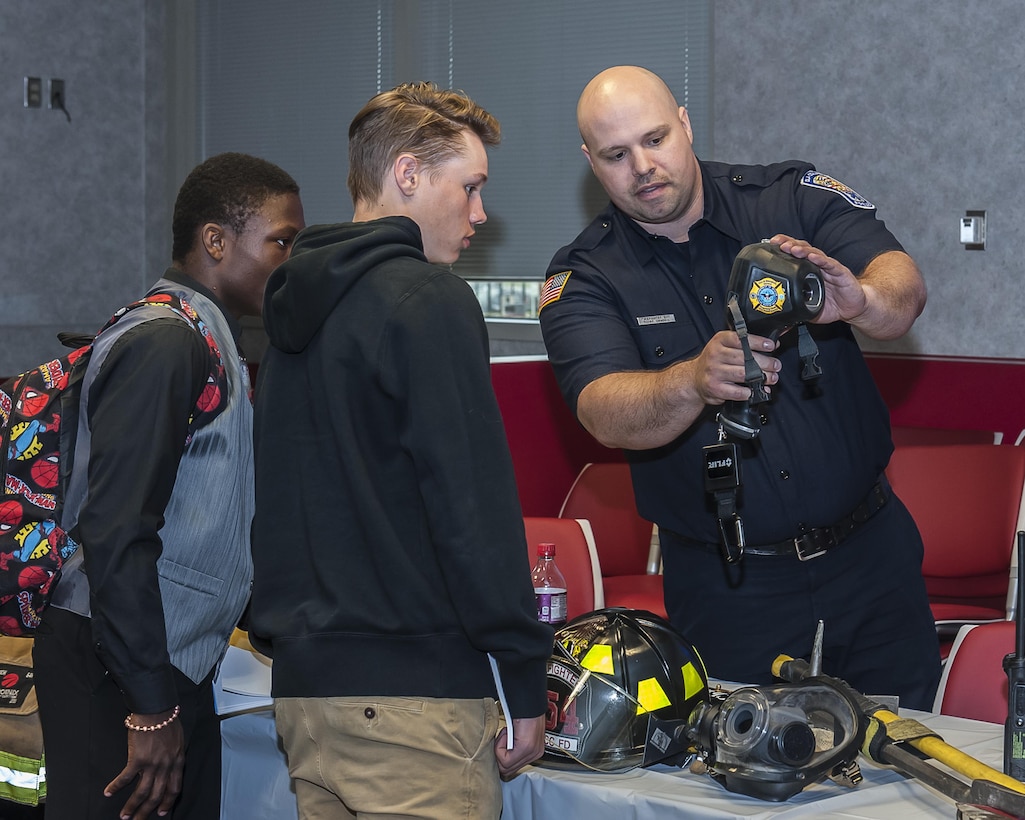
left=800, top=274, right=824, bottom=311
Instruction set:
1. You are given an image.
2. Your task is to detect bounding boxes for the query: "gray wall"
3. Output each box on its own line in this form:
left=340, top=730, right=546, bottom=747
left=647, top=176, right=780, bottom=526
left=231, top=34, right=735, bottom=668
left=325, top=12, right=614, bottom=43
left=712, top=0, right=1023, bottom=358
left=1, top=0, right=175, bottom=376
left=2, top=1, right=1023, bottom=375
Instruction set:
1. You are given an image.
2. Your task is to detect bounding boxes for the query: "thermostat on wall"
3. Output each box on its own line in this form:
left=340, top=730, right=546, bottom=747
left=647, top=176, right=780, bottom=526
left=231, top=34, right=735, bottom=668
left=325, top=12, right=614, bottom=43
left=960, top=210, right=986, bottom=250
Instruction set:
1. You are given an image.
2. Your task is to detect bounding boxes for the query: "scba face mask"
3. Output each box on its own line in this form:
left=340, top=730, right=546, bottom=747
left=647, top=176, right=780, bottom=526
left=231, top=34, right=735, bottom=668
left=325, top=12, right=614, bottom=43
left=686, top=680, right=865, bottom=801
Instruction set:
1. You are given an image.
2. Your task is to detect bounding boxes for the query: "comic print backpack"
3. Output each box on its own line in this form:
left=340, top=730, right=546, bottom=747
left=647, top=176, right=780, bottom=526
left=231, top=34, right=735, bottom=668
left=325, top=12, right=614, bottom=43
left=0, top=292, right=227, bottom=636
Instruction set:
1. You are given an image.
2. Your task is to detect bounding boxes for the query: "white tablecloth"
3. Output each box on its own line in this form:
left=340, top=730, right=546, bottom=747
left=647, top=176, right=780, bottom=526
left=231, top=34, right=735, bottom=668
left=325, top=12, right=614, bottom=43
left=219, top=706, right=1007, bottom=820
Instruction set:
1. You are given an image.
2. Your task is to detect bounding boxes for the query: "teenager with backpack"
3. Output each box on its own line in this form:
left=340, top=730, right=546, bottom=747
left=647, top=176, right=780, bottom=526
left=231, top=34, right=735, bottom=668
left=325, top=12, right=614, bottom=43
left=31, top=153, right=305, bottom=820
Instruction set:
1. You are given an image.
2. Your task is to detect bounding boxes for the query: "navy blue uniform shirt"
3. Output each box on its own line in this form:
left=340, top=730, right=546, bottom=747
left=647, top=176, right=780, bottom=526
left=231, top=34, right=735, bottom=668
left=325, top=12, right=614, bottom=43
left=540, top=160, right=904, bottom=543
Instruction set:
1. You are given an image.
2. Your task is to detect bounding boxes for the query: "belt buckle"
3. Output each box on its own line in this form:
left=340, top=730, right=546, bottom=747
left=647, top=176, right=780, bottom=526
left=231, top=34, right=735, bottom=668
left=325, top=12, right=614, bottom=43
left=793, top=529, right=831, bottom=561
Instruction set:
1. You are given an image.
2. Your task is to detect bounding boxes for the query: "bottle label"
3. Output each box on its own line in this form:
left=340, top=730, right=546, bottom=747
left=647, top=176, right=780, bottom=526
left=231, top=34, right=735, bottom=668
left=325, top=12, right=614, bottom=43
left=535, top=589, right=567, bottom=626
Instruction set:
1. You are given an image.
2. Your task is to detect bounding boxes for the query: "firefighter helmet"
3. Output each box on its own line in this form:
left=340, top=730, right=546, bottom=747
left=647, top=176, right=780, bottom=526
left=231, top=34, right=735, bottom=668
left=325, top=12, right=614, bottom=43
left=540, top=607, right=709, bottom=772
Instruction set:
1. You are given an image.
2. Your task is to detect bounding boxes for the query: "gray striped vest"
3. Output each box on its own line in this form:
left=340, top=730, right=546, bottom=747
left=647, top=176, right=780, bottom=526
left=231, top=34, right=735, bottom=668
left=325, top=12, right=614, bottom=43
left=52, top=278, right=254, bottom=684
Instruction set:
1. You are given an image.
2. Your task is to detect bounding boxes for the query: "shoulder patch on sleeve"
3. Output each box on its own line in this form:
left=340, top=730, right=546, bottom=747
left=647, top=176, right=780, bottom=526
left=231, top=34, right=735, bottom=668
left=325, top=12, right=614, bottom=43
left=538, top=271, right=572, bottom=314
left=800, top=171, right=875, bottom=209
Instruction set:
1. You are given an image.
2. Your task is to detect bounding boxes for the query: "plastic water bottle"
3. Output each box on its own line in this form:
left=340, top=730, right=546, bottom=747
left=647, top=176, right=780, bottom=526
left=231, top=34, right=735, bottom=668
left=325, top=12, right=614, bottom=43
left=532, top=542, right=567, bottom=627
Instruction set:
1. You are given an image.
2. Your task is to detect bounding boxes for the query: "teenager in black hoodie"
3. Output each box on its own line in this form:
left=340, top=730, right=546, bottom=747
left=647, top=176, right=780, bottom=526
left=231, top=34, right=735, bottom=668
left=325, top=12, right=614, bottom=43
left=249, top=82, right=553, bottom=819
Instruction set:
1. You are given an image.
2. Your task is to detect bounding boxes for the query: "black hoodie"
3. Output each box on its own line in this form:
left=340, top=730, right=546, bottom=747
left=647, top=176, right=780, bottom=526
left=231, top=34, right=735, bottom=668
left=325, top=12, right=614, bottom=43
left=250, top=216, right=552, bottom=719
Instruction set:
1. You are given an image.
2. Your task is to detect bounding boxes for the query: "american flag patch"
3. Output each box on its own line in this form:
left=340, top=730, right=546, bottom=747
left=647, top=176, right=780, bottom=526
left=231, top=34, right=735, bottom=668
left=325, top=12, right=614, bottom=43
left=538, top=271, right=571, bottom=314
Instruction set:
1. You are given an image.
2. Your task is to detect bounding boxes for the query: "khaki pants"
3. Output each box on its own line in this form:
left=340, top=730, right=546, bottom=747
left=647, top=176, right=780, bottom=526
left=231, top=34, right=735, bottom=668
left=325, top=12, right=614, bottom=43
left=275, top=696, right=501, bottom=820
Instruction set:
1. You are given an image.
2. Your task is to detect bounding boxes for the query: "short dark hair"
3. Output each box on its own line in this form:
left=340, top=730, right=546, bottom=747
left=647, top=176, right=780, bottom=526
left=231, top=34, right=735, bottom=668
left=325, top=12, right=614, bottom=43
left=347, top=81, right=500, bottom=206
left=171, top=152, right=300, bottom=263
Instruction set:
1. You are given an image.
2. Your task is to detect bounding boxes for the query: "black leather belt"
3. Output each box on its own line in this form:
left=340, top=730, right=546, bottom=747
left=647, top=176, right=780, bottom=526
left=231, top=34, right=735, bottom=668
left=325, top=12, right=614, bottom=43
left=669, top=481, right=889, bottom=561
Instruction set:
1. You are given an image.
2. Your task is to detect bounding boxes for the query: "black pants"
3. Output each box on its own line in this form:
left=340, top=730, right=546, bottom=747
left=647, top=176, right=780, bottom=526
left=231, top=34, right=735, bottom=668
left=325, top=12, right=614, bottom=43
left=661, top=495, right=943, bottom=711
left=32, top=608, right=221, bottom=820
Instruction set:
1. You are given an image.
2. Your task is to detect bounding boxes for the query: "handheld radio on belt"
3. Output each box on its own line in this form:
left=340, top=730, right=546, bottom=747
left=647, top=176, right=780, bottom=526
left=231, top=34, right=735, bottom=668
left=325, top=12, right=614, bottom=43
left=704, top=242, right=825, bottom=562
left=1004, top=530, right=1025, bottom=779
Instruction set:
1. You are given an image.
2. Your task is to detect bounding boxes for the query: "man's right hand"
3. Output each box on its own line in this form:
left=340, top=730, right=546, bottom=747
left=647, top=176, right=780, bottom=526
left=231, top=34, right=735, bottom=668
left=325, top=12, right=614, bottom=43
left=577, top=330, right=780, bottom=451
left=104, top=710, right=184, bottom=820
left=692, top=329, right=780, bottom=406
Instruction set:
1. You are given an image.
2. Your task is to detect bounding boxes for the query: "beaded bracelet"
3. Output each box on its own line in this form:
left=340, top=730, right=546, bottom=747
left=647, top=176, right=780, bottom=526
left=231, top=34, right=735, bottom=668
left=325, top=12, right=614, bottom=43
left=124, top=705, right=181, bottom=732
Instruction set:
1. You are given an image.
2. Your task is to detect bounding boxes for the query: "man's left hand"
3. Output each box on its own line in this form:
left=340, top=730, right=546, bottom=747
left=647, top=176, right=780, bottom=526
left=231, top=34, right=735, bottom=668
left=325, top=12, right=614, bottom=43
left=495, top=714, right=546, bottom=778
left=770, top=233, right=926, bottom=340
left=770, top=234, right=866, bottom=325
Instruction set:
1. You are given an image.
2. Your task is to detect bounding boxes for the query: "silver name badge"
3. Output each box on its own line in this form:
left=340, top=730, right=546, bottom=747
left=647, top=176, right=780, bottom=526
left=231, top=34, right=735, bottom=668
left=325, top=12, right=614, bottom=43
left=636, top=314, right=676, bottom=326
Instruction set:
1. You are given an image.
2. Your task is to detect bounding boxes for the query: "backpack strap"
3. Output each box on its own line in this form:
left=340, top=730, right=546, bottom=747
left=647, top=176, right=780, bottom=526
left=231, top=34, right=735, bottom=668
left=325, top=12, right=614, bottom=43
left=96, top=293, right=229, bottom=438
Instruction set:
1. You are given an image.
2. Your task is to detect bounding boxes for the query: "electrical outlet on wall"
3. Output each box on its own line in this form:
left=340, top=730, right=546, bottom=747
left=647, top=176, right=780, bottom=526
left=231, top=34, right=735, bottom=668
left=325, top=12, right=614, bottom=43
left=48, top=78, right=65, bottom=110
left=960, top=209, right=986, bottom=251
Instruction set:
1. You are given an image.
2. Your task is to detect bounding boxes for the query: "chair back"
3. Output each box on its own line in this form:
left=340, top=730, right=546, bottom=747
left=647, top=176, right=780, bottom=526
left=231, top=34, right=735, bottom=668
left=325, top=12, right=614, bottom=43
left=891, top=426, right=1000, bottom=447
left=886, top=444, right=1025, bottom=620
left=934, top=621, right=1015, bottom=724
left=558, top=462, right=654, bottom=578
left=523, top=517, right=604, bottom=620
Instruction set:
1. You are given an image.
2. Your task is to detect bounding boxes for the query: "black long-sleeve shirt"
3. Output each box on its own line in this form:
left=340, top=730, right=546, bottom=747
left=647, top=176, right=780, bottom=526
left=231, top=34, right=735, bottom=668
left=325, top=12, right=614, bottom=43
left=75, top=272, right=241, bottom=713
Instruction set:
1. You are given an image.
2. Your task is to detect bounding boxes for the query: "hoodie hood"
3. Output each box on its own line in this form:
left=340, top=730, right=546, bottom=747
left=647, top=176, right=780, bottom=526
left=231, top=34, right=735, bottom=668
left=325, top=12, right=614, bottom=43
left=263, top=216, right=427, bottom=353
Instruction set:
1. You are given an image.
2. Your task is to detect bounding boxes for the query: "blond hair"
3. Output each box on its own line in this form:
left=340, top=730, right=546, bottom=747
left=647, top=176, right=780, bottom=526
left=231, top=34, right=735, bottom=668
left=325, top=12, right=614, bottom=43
left=347, top=81, right=500, bottom=205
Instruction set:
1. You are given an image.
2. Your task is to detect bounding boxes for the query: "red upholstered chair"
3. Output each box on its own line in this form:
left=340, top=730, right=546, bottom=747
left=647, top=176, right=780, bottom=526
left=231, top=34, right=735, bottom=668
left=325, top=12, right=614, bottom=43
left=885, top=443, right=1025, bottom=657
left=523, top=516, right=604, bottom=620
left=557, top=462, right=667, bottom=618
left=890, top=426, right=1001, bottom=447
left=933, top=621, right=1015, bottom=724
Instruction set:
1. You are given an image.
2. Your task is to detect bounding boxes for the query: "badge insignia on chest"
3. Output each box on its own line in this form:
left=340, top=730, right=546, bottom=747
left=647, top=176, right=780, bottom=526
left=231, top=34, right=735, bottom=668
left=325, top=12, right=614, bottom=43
left=800, top=171, right=875, bottom=209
